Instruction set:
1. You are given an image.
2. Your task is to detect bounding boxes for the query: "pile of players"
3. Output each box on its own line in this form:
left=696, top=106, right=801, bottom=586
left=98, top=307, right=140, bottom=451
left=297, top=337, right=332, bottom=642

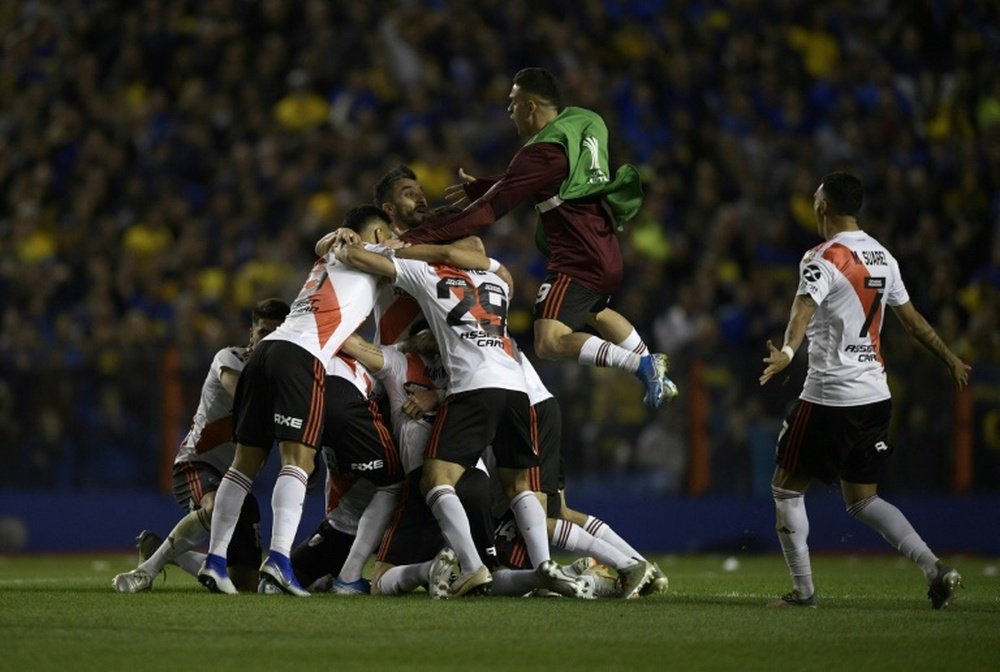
left=113, top=68, right=677, bottom=600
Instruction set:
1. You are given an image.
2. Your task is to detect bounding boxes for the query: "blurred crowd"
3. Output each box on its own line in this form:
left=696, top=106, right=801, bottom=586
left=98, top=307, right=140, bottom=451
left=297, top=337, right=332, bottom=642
left=1, top=0, right=998, bottom=493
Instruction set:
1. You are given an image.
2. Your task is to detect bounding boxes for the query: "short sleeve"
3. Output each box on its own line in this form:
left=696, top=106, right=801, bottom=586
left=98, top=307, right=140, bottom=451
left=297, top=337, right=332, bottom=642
left=374, top=345, right=408, bottom=382
left=391, top=257, right=426, bottom=295
left=885, top=257, right=910, bottom=307
left=797, top=257, right=834, bottom=305
left=212, top=347, right=245, bottom=381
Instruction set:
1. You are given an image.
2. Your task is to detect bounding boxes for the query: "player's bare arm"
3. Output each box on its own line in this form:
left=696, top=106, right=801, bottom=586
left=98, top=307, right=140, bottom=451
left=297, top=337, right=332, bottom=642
left=396, top=242, right=491, bottom=270
left=339, top=333, right=386, bottom=373
left=890, top=302, right=971, bottom=389
left=335, top=243, right=398, bottom=279
left=760, top=294, right=817, bottom=386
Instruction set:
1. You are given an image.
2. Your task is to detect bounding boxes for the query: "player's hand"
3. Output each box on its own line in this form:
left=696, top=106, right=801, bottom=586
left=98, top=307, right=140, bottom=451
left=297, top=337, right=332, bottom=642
left=382, top=238, right=410, bottom=250
left=444, top=168, right=477, bottom=208
left=316, top=228, right=360, bottom=256
left=759, top=339, right=792, bottom=386
left=950, top=358, right=972, bottom=390
left=402, top=386, right=440, bottom=418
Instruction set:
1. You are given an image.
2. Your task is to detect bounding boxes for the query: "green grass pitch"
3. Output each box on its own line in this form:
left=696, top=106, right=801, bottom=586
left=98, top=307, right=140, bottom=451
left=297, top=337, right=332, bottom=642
left=0, top=554, right=998, bottom=672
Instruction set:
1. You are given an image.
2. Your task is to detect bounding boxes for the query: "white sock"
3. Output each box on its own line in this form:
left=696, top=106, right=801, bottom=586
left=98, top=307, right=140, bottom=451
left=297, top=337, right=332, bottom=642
left=376, top=560, right=433, bottom=596
left=583, top=516, right=644, bottom=562
left=578, top=336, right=641, bottom=373
left=491, top=568, right=543, bottom=596
left=848, top=495, right=939, bottom=580
left=175, top=551, right=206, bottom=576
left=510, top=490, right=550, bottom=567
left=138, top=509, right=209, bottom=576
left=616, top=329, right=649, bottom=356
left=207, top=468, right=253, bottom=559
left=426, top=485, right=482, bottom=572
left=270, top=465, right=309, bottom=557
left=339, top=484, right=400, bottom=583
left=773, top=485, right=814, bottom=597
left=551, top=519, right=632, bottom=570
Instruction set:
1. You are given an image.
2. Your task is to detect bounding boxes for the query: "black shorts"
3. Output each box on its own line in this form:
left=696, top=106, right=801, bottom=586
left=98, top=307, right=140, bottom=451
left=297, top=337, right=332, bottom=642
left=171, top=461, right=261, bottom=569
left=776, top=399, right=893, bottom=485
left=320, top=376, right=403, bottom=487
left=377, top=468, right=496, bottom=569
left=533, top=272, right=611, bottom=331
left=425, top=388, right=539, bottom=471
left=233, top=340, right=325, bottom=449
left=509, top=398, right=562, bottom=496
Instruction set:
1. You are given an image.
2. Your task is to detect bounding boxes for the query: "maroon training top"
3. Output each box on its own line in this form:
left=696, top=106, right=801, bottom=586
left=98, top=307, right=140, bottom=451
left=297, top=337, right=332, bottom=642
left=400, top=142, right=623, bottom=295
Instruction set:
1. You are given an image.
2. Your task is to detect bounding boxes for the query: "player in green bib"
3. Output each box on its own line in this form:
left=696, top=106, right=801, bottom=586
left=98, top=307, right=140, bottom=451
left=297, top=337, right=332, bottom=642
left=402, top=68, right=677, bottom=409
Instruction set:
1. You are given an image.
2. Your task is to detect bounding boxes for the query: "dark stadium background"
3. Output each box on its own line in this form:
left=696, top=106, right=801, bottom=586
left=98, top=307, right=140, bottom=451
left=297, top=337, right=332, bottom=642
left=0, top=0, right=997, bottom=554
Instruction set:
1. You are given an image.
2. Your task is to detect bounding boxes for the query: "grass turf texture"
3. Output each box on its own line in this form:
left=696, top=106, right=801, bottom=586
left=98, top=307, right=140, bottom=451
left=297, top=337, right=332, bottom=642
left=0, top=554, right=997, bottom=672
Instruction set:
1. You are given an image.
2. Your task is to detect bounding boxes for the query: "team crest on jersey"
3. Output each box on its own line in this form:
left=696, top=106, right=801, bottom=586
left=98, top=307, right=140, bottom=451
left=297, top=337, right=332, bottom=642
left=802, top=264, right=822, bottom=282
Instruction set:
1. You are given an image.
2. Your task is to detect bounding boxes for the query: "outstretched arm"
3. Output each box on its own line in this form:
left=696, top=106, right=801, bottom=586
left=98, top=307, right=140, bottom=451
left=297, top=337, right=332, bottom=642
left=340, top=333, right=385, bottom=373
left=397, top=242, right=491, bottom=270
left=760, top=294, right=817, bottom=386
left=401, top=143, right=563, bottom=244
left=335, top=244, right=397, bottom=279
left=891, top=301, right=971, bottom=388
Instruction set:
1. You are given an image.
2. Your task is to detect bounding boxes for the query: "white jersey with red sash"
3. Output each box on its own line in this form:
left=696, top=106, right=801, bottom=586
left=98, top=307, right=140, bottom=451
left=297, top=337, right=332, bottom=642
left=375, top=345, right=449, bottom=472
left=797, top=230, right=909, bottom=406
left=175, top=346, right=250, bottom=474
left=264, top=247, right=381, bottom=365
left=390, top=259, right=526, bottom=395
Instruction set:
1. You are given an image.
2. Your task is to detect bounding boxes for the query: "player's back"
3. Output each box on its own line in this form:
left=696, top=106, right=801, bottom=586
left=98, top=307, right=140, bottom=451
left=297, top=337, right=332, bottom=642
left=391, top=258, right=526, bottom=396
left=267, top=254, right=379, bottom=364
left=798, top=230, right=909, bottom=406
left=176, top=346, right=251, bottom=473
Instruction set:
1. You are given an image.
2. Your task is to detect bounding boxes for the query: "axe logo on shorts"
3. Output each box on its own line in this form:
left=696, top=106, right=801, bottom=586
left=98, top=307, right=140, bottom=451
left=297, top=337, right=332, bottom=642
left=274, top=413, right=303, bottom=429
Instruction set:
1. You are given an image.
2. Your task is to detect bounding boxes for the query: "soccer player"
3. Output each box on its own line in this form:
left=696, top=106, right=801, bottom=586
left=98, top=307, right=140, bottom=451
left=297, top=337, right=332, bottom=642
left=513, top=354, right=664, bottom=598
left=334, top=237, right=583, bottom=598
left=398, top=67, right=677, bottom=409
left=337, top=330, right=508, bottom=598
left=197, top=206, right=394, bottom=596
left=759, top=172, right=971, bottom=609
left=315, top=351, right=404, bottom=595
left=373, top=164, right=429, bottom=236
left=112, top=298, right=290, bottom=593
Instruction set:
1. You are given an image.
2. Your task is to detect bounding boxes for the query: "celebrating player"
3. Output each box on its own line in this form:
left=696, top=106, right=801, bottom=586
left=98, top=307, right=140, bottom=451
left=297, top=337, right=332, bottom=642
left=399, top=67, right=677, bottom=409
left=112, top=298, right=290, bottom=593
left=760, top=172, right=970, bottom=609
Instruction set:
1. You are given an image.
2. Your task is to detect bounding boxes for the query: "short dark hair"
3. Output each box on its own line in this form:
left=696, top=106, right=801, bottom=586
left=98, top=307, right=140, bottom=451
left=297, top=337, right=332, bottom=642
left=819, top=172, right=864, bottom=218
left=252, top=297, right=290, bottom=322
left=343, top=204, right=392, bottom=233
left=513, top=68, right=562, bottom=110
left=373, top=165, right=417, bottom=208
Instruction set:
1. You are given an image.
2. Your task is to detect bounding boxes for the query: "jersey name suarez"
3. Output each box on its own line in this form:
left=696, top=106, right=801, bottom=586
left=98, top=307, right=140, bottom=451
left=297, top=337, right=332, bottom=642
left=265, top=249, right=380, bottom=365
left=797, top=230, right=910, bottom=406
left=391, top=258, right=526, bottom=395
